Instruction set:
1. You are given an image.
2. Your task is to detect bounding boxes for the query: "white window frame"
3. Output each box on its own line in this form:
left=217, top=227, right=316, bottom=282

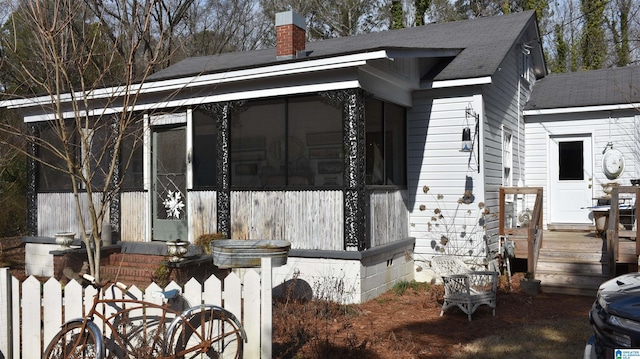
left=502, top=126, right=513, bottom=200
left=520, top=50, right=531, bottom=83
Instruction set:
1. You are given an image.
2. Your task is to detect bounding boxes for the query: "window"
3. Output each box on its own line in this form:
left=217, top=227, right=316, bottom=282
left=230, top=96, right=343, bottom=188
left=365, top=99, right=406, bottom=186
left=520, top=49, right=531, bottom=83
left=502, top=128, right=513, bottom=187
left=558, top=141, right=584, bottom=180
left=191, top=109, right=217, bottom=188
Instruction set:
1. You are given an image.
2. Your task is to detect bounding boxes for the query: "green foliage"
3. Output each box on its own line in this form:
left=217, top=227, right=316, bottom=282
left=580, top=0, right=607, bottom=70
left=550, top=23, right=569, bottom=73
left=414, top=0, right=430, bottom=26
left=391, top=0, right=404, bottom=29
left=391, top=280, right=428, bottom=296
left=608, top=0, right=631, bottom=67
left=0, top=150, right=26, bottom=237
left=153, top=262, right=170, bottom=287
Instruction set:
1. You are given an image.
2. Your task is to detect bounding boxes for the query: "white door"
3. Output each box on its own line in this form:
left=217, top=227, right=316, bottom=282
left=549, top=135, right=593, bottom=224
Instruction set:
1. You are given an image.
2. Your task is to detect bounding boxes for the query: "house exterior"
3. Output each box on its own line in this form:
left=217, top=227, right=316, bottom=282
left=523, top=66, right=640, bottom=229
left=3, top=10, right=546, bottom=302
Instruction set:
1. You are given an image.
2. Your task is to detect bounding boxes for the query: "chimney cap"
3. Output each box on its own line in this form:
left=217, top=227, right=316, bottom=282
left=275, top=11, right=306, bottom=30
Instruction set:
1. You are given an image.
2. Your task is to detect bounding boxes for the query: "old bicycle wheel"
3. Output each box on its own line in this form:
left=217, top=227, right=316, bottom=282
left=43, top=322, right=100, bottom=359
left=171, top=308, right=243, bottom=359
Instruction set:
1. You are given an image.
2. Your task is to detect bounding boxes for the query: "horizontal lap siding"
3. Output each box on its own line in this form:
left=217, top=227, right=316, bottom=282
left=408, top=90, right=486, bottom=261
left=525, top=113, right=640, bottom=226
left=482, top=46, right=531, bottom=239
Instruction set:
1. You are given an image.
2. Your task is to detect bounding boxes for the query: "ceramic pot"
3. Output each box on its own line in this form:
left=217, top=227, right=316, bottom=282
left=167, top=240, right=189, bottom=262
left=55, top=232, right=75, bottom=248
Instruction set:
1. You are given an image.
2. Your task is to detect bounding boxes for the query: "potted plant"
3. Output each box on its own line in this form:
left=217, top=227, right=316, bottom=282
left=520, top=271, right=541, bottom=295
left=194, top=233, right=227, bottom=254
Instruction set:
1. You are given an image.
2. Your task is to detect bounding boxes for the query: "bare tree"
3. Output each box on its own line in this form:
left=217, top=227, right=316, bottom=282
left=0, top=0, right=177, bottom=280
left=259, top=0, right=390, bottom=43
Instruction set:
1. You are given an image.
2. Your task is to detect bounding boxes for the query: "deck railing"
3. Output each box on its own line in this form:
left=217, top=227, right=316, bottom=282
left=606, top=186, right=640, bottom=277
left=499, top=187, right=544, bottom=276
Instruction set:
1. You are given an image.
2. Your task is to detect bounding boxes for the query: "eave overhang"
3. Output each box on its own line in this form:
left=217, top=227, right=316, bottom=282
left=2, top=51, right=391, bottom=111
left=523, top=103, right=640, bottom=117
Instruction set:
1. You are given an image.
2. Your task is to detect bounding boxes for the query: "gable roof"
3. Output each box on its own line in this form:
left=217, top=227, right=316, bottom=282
left=150, top=11, right=542, bottom=83
left=524, top=66, right=640, bottom=113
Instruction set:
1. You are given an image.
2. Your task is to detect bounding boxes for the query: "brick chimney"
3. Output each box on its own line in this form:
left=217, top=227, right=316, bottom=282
left=275, top=11, right=306, bottom=60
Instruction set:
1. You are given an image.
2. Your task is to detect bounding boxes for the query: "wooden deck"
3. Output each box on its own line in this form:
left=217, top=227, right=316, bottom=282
left=511, top=230, right=638, bottom=296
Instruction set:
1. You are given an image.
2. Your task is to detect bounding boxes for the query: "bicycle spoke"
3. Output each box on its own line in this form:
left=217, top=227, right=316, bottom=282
left=172, top=309, right=243, bottom=359
left=43, top=322, right=99, bottom=359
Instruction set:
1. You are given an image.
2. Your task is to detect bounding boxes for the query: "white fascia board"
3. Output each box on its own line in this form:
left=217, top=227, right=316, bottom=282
left=422, top=76, right=492, bottom=89
left=523, top=103, right=640, bottom=116
left=4, top=51, right=388, bottom=110
left=23, top=80, right=361, bottom=122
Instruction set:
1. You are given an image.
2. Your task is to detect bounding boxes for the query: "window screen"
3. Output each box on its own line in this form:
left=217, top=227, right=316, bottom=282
left=558, top=141, right=583, bottom=180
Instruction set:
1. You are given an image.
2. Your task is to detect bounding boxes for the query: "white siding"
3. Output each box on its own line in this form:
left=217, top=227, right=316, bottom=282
left=408, top=90, right=486, bottom=269
left=482, top=45, right=534, bottom=238
left=408, top=44, right=535, bottom=276
left=525, top=112, right=640, bottom=226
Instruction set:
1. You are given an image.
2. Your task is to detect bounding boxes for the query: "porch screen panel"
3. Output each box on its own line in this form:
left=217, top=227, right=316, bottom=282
left=365, top=99, right=406, bottom=186
left=288, top=96, right=343, bottom=187
left=120, top=118, right=144, bottom=190
left=384, top=102, right=406, bottom=185
left=230, top=100, right=285, bottom=188
left=558, top=141, right=584, bottom=180
left=365, top=100, right=384, bottom=185
left=192, top=109, right=217, bottom=188
left=38, top=122, right=75, bottom=191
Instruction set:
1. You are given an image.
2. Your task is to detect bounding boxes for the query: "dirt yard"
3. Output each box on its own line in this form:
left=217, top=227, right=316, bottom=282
left=1, top=237, right=595, bottom=358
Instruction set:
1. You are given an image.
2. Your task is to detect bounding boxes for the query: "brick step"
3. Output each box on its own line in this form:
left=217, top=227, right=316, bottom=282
left=106, top=253, right=166, bottom=268
left=101, top=265, right=158, bottom=288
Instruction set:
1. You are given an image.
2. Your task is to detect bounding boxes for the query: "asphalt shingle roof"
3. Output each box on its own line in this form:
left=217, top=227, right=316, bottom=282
left=149, top=11, right=537, bottom=82
left=525, top=66, right=640, bottom=110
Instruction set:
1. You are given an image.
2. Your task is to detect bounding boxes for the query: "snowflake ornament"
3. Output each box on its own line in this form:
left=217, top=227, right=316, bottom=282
left=163, top=190, right=185, bottom=219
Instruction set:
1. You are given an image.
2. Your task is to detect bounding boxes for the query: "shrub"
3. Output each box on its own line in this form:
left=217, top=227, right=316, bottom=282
left=194, top=232, right=226, bottom=254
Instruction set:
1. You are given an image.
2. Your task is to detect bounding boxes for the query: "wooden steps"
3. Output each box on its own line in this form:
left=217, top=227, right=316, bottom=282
left=538, top=232, right=609, bottom=296
left=514, top=231, right=611, bottom=296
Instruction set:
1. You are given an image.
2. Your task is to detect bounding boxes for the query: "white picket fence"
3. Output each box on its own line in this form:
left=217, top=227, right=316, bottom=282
left=0, top=258, right=275, bottom=358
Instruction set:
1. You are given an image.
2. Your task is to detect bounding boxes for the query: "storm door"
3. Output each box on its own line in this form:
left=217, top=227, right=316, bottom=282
left=152, top=126, right=187, bottom=241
